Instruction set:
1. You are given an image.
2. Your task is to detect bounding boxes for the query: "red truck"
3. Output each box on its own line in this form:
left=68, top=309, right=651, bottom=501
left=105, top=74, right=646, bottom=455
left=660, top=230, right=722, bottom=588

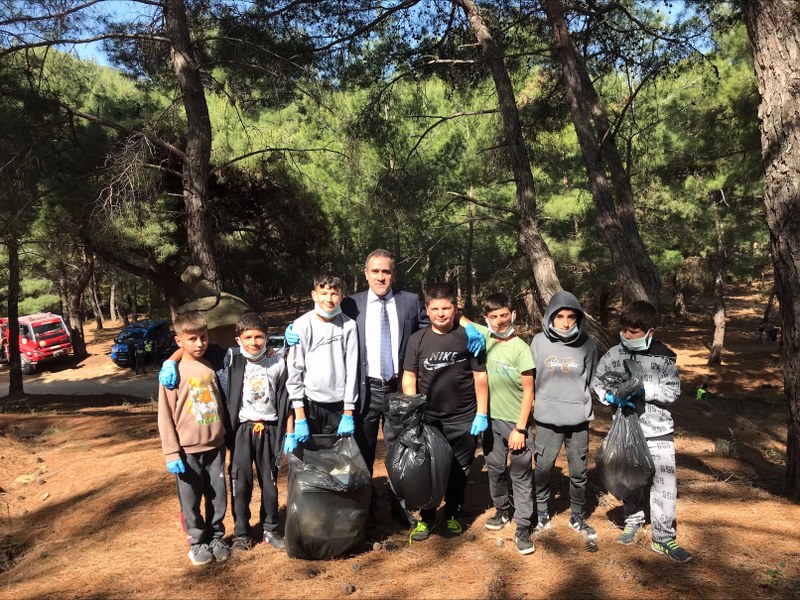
left=0, top=313, right=73, bottom=374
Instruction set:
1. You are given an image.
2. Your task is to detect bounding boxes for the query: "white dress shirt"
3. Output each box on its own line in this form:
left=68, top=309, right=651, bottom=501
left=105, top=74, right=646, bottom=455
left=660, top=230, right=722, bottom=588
left=365, top=289, right=399, bottom=378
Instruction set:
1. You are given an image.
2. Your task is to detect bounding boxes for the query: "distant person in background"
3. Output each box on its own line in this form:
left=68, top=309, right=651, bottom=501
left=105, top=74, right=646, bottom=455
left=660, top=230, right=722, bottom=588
left=134, top=343, right=146, bottom=374
left=144, top=338, right=155, bottom=367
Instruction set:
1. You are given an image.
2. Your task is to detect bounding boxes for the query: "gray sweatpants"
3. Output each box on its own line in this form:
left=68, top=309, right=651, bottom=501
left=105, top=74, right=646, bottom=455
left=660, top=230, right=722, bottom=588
left=175, top=445, right=227, bottom=545
left=533, top=421, right=589, bottom=516
left=622, top=436, right=677, bottom=543
left=484, top=419, right=535, bottom=529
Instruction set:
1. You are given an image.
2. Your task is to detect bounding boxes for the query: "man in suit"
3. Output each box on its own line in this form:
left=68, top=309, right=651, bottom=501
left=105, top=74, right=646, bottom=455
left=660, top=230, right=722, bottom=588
left=341, top=250, right=429, bottom=487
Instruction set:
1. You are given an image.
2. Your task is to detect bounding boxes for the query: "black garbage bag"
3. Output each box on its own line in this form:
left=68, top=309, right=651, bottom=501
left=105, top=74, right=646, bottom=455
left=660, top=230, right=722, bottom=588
left=596, top=360, right=655, bottom=500
left=384, top=393, right=452, bottom=511
left=285, top=434, right=372, bottom=560
left=600, top=359, right=645, bottom=400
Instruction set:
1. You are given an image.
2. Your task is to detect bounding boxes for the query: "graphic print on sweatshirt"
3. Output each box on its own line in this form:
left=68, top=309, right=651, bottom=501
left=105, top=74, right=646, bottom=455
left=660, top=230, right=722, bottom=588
left=310, top=333, right=344, bottom=353
left=423, top=351, right=467, bottom=372
left=186, top=375, right=221, bottom=426
left=543, top=354, right=581, bottom=372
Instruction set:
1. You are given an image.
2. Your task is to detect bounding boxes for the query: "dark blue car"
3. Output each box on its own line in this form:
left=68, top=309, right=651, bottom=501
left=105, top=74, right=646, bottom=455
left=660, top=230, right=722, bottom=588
left=111, top=320, right=171, bottom=368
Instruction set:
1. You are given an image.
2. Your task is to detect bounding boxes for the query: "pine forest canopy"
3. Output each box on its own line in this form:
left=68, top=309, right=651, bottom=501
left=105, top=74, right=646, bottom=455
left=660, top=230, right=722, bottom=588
left=3, top=1, right=800, bottom=496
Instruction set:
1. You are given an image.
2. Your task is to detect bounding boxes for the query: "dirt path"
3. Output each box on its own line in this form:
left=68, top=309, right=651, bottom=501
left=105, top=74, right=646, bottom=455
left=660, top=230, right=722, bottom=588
left=1, top=287, right=798, bottom=599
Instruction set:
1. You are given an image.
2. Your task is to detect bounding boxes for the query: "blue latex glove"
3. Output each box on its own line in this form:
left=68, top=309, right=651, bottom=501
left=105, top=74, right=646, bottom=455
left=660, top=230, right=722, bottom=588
left=337, top=414, right=355, bottom=437
left=605, top=391, right=636, bottom=410
left=285, top=323, right=300, bottom=347
left=295, top=418, right=310, bottom=442
left=470, top=413, right=489, bottom=436
left=166, top=458, right=185, bottom=474
left=464, top=323, right=486, bottom=358
left=283, top=433, right=297, bottom=454
left=159, top=360, right=179, bottom=390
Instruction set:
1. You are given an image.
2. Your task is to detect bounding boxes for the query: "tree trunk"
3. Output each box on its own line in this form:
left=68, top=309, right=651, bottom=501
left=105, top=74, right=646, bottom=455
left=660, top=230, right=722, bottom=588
left=89, top=269, right=104, bottom=330
left=61, top=252, right=94, bottom=360
left=762, top=287, right=776, bottom=324
left=4, top=234, right=23, bottom=397
left=457, top=0, right=563, bottom=313
left=672, top=273, right=688, bottom=318
left=109, top=279, right=118, bottom=322
left=163, top=0, right=222, bottom=294
left=708, top=198, right=727, bottom=366
left=742, top=0, right=800, bottom=498
left=465, top=201, right=475, bottom=315
left=543, top=0, right=662, bottom=307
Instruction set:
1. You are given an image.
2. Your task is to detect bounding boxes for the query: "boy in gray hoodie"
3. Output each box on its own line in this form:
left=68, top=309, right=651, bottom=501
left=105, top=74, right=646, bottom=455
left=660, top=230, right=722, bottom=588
left=530, top=291, right=598, bottom=538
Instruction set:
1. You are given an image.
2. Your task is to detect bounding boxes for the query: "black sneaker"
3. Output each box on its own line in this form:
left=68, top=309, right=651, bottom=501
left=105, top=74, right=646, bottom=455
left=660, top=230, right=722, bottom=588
left=187, top=543, right=214, bottom=566
left=569, top=513, right=597, bottom=538
left=485, top=509, right=510, bottom=531
left=262, top=531, right=286, bottom=551
left=409, top=521, right=431, bottom=543
left=209, top=538, right=230, bottom=562
left=651, top=539, right=692, bottom=563
left=514, top=527, right=536, bottom=555
left=231, top=536, right=252, bottom=551
left=533, top=512, right=552, bottom=533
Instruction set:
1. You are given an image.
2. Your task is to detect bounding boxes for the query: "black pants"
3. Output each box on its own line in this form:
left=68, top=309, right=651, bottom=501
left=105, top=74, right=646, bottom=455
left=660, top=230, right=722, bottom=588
left=355, top=378, right=403, bottom=475
left=230, top=421, right=280, bottom=537
left=420, top=418, right=476, bottom=523
left=304, top=399, right=344, bottom=435
left=175, top=445, right=227, bottom=545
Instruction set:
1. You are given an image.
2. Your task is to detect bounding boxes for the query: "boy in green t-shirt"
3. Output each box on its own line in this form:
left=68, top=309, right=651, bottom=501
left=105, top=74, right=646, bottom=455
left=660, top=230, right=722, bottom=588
left=472, top=293, right=536, bottom=555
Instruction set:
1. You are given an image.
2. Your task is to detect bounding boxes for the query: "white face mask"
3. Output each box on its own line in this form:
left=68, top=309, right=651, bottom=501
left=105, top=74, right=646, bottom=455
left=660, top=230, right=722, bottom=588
left=549, top=323, right=579, bottom=341
left=237, top=340, right=268, bottom=361
left=620, top=330, right=653, bottom=352
left=485, top=311, right=516, bottom=339
left=314, top=302, right=342, bottom=319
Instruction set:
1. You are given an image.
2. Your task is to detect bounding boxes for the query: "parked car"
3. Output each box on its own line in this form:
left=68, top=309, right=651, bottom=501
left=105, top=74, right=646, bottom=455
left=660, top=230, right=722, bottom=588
left=111, top=320, right=170, bottom=368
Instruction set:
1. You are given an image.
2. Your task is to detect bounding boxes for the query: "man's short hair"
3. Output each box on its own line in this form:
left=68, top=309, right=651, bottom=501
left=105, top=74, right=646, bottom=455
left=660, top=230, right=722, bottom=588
left=314, top=271, right=343, bottom=291
left=619, top=301, right=659, bottom=331
left=482, top=292, right=512, bottom=315
left=173, top=311, right=208, bottom=336
left=235, top=312, right=268, bottom=336
left=364, top=249, right=395, bottom=271
left=425, top=282, right=457, bottom=305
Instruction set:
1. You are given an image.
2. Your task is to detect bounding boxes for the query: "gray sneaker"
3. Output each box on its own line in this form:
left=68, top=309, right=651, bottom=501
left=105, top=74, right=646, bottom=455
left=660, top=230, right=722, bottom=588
left=651, top=539, right=692, bottom=563
left=188, top=543, right=214, bottom=566
left=263, top=531, right=286, bottom=551
left=209, top=538, right=231, bottom=562
left=616, top=522, right=642, bottom=545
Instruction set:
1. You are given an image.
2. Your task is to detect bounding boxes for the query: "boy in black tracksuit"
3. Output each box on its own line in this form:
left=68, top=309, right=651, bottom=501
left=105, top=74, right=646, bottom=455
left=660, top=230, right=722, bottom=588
left=219, top=312, right=292, bottom=552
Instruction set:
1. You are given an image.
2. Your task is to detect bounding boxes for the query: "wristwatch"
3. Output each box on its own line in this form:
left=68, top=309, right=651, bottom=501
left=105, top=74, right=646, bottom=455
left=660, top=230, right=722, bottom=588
left=514, top=427, right=527, bottom=435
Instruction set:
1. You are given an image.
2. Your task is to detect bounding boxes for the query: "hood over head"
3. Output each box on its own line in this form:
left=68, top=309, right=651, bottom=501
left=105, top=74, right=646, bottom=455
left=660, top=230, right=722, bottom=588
left=542, top=290, right=586, bottom=343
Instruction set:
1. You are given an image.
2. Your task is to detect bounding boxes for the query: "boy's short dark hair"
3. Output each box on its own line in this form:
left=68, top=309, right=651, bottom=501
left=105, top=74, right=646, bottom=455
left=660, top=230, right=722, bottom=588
left=482, top=292, right=511, bottom=315
left=365, top=249, right=395, bottom=271
left=314, top=271, right=343, bottom=291
left=173, top=311, right=208, bottom=336
left=235, top=312, right=268, bottom=336
left=425, top=282, right=457, bottom=306
left=619, top=301, right=659, bottom=331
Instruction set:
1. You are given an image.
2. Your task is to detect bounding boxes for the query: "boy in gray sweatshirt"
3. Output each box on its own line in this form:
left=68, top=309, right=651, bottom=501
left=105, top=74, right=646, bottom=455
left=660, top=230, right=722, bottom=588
left=286, top=272, right=359, bottom=442
left=529, top=291, right=598, bottom=538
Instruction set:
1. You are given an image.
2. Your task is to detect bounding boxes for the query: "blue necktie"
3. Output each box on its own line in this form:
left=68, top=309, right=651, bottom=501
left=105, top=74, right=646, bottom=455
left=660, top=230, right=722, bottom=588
left=380, top=297, right=393, bottom=380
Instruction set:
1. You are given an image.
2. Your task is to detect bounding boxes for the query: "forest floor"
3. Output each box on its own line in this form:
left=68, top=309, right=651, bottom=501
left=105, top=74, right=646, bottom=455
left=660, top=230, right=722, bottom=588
left=0, top=282, right=798, bottom=599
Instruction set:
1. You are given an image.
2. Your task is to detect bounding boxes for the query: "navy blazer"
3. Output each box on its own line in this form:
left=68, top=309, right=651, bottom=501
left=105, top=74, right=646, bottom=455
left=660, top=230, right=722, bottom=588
left=341, top=288, right=429, bottom=417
